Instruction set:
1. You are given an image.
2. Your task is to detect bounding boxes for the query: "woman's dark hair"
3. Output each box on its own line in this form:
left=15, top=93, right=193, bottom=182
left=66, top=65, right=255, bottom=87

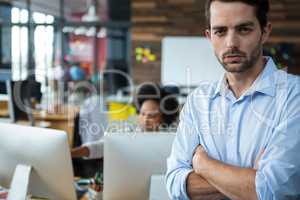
left=205, top=0, right=270, bottom=30
left=135, top=83, right=180, bottom=126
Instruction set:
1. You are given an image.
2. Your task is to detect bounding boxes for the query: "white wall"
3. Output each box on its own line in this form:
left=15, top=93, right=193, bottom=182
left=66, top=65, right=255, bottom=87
left=162, top=36, right=225, bottom=87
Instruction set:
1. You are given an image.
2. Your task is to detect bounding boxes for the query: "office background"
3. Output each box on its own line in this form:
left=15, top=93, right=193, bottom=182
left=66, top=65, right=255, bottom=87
left=0, top=0, right=300, bottom=199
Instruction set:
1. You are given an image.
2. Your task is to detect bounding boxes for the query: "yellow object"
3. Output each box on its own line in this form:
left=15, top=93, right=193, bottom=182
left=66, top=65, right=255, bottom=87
left=136, top=54, right=143, bottom=61
left=108, top=102, right=137, bottom=121
left=135, top=47, right=143, bottom=54
left=143, top=49, right=151, bottom=56
left=149, top=55, right=156, bottom=61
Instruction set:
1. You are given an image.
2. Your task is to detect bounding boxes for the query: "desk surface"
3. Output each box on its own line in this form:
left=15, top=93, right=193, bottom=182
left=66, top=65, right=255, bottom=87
left=0, top=110, right=9, bottom=118
left=0, top=100, right=9, bottom=118
left=33, top=105, right=79, bottom=120
left=33, top=106, right=79, bottom=147
left=0, top=101, right=79, bottom=147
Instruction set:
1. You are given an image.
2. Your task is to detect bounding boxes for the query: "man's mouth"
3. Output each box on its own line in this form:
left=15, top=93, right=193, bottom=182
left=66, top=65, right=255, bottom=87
left=223, top=55, right=244, bottom=63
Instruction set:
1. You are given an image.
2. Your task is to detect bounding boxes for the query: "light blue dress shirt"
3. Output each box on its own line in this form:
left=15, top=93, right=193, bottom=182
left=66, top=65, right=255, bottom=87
left=166, top=57, right=300, bottom=200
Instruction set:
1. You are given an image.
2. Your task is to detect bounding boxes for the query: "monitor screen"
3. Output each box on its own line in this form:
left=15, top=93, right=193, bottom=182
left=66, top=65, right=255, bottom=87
left=0, top=81, right=7, bottom=94
left=0, top=69, right=11, bottom=94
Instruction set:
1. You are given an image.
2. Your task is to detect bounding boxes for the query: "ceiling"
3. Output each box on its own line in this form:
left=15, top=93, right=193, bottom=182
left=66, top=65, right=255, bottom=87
left=1, top=0, right=107, bottom=16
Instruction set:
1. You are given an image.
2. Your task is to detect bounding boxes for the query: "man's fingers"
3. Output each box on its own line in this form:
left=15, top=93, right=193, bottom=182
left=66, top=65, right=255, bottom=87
left=195, top=145, right=204, bottom=153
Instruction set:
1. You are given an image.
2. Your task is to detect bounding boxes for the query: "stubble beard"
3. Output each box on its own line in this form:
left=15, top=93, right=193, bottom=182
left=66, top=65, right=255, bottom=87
left=216, top=39, right=263, bottom=73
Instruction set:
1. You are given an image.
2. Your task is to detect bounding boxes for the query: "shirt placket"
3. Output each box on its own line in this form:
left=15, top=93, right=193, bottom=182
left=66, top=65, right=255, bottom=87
left=224, top=91, right=239, bottom=165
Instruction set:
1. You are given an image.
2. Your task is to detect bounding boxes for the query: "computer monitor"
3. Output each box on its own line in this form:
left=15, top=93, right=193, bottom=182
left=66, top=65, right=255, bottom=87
left=9, top=80, right=32, bottom=122
left=103, top=132, right=175, bottom=200
left=4, top=80, right=40, bottom=125
left=0, top=69, right=11, bottom=95
left=0, top=123, right=77, bottom=200
left=0, top=81, right=7, bottom=94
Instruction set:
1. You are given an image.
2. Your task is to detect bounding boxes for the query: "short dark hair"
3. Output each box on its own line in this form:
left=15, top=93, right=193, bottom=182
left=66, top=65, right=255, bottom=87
left=136, top=83, right=161, bottom=110
left=135, top=83, right=179, bottom=126
left=205, top=0, right=270, bottom=29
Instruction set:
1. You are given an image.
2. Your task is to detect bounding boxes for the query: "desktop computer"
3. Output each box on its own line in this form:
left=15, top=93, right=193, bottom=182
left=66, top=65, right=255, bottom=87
left=9, top=80, right=35, bottom=124
left=0, top=79, right=34, bottom=124
left=0, top=123, right=76, bottom=200
left=103, top=132, right=175, bottom=200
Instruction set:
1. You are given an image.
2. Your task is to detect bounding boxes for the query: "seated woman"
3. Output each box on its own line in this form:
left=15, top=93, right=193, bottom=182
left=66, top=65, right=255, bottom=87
left=71, top=83, right=179, bottom=159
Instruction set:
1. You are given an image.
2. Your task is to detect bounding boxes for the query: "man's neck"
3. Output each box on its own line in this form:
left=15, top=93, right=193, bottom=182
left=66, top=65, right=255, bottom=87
left=225, top=57, right=266, bottom=99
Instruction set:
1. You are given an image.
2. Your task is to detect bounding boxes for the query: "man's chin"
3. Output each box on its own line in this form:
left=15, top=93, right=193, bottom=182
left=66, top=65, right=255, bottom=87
left=223, top=63, right=248, bottom=73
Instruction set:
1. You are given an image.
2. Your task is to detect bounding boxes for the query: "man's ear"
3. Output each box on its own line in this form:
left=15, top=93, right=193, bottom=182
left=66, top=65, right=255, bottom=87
left=205, top=29, right=211, bottom=40
left=262, top=22, right=272, bottom=44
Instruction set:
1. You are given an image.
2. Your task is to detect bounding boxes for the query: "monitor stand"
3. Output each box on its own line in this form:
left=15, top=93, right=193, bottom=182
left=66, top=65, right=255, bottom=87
left=7, top=164, right=32, bottom=200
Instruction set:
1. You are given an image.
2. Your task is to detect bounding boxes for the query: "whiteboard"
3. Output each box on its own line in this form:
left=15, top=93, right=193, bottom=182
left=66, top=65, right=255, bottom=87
left=161, top=37, right=225, bottom=86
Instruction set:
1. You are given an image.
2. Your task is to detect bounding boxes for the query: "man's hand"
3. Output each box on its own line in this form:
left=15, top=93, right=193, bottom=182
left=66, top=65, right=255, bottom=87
left=192, top=145, right=212, bottom=174
left=191, top=145, right=259, bottom=200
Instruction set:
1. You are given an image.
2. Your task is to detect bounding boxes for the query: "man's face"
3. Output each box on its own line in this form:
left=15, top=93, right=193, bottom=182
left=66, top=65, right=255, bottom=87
left=206, top=1, right=270, bottom=73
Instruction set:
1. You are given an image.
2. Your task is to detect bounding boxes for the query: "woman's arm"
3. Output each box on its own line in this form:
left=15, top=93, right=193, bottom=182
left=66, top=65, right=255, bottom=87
left=71, top=146, right=90, bottom=158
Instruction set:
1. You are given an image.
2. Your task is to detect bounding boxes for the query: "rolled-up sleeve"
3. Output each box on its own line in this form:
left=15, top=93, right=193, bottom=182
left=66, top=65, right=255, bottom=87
left=256, top=83, right=300, bottom=200
left=82, top=139, right=104, bottom=159
left=166, top=96, right=200, bottom=200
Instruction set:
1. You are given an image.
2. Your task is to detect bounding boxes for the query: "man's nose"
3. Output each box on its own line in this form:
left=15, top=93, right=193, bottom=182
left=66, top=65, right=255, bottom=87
left=225, top=31, right=240, bottom=49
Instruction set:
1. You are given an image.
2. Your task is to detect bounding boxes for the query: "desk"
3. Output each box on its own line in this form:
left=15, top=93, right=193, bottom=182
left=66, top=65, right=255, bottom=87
left=0, top=100, right=51, bottom=127
left=0, top=100, right=9, bottom=117
left=33, top=105, right=79, bottom=147
left=75, top=176, right=103, bottom=200
left=76, top=186, right=102, bottom=200
left=80, top=196, right=88, bottom=200
left=0, top=100, right=79, bottom=147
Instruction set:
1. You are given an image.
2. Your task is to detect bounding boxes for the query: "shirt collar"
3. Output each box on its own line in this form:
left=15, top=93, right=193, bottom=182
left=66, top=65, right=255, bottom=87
left=213, top=74, right=227, bottom=98
left=246, top=57, right=277, bottom=97
left=211, top=56, right=277, bottom=99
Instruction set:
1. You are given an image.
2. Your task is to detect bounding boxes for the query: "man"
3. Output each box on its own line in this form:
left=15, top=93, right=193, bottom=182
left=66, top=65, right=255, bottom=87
left=166, top=0, right=300, bottom=199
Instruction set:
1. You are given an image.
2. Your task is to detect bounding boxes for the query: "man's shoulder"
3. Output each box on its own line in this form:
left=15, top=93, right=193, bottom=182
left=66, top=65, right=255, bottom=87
left=274, top=68, right=299, bottom=82
left=273, top=69, right=300, bottom=96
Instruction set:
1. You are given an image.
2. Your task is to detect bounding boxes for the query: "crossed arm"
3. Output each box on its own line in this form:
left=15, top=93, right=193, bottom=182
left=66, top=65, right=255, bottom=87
left=187, top=146, right=262, bottom=200
left=187, top=172, right=227, bottom=200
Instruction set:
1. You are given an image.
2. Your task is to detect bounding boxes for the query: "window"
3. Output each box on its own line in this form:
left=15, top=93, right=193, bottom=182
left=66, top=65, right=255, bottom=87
left=33, top=12, right=54, bottom=85
left=11, top=7, right=55, bottom=91
left=11, top=7, right=28, bottom=80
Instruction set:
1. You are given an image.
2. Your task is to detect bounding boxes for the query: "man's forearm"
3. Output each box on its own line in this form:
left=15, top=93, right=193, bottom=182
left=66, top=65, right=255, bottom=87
left=187, top=172, right=227, bottom=200
left=198, top=158, right=258, bottom=200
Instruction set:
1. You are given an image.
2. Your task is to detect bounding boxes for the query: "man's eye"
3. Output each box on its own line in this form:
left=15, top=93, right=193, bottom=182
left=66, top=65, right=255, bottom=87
left=239, top=27, right=251, bottom=34
left=214, top=30, right=225, bottom=36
